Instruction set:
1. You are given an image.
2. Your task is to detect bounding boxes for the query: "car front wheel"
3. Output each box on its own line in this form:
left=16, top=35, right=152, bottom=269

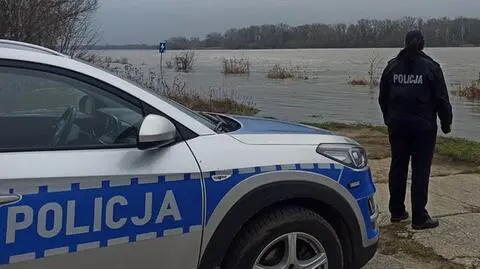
left=223, top=206, right=344, bottom=269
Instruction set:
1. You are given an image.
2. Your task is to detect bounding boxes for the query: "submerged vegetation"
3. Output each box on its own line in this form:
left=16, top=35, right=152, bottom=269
left=348, top=51, right=383, bottom=89
left=267, top=64, right=309, bottom=80
left=165, top=58, right=174, bottom=69
left=267, top=64, right=295, bottom=79
left=172, top=51, right=196, bottom=72
left=348, top=78, right=372, bottom=86
left=452, top=73, right=480, bottom=101
left=221, top=57, right=251, bottom=75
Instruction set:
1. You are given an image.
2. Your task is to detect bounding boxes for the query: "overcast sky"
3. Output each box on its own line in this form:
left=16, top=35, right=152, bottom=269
left=95, top=0, right=480, bottom=45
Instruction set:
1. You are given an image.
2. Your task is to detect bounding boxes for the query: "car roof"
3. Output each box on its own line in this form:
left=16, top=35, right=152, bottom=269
left=0, top=39, right=70, bottom=57
left=0, top=41, right=215, bottom=136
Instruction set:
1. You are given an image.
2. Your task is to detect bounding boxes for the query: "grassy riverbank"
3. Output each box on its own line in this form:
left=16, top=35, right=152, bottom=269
left=307, top=122, right=480, bottom=167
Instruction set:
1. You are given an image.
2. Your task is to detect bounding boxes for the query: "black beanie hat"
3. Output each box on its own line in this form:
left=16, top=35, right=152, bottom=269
left=405, top=30, right=425, bottom=51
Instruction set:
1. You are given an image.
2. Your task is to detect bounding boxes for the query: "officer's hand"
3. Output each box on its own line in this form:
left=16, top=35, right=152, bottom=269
left=441, top=124, right=452, bottom=134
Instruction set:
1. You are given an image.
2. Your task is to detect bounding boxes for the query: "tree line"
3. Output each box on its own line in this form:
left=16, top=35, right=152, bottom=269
left=156, top=16, right=480, bottom=50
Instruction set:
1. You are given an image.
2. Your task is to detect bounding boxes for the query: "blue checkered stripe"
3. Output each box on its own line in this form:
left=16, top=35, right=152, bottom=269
left=202, top=162, right=376, bottom=241
left=0, top=162, right=373, bottom=265
left=0, top=174, right=203, bottom=265
left=203, top=163, right=347, bottom=222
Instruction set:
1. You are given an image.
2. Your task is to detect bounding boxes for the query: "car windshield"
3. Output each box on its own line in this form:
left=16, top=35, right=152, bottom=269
left=154, top=93, right=219, bottom=129
left=77, top=58, right=219, bottom=131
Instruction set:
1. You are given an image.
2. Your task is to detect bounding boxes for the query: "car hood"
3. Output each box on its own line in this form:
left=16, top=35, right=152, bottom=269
left=221, top=115, right=355, bottom=146
left=227, top=115, right=333, bottom=135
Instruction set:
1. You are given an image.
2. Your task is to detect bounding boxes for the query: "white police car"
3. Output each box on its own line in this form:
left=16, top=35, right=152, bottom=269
left=0, top=40, right=378, bottom=269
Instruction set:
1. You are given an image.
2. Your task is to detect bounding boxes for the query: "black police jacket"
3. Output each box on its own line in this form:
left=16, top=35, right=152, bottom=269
left=379, top=50, right=453, bottom=131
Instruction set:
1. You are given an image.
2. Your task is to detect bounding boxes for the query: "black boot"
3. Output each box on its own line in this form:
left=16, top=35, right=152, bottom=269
left=390, top=211, right=409, bottom=223
left=412, top=216, right=439, bottom=230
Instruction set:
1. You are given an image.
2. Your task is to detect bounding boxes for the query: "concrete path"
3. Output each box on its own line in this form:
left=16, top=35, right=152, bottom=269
left=362, top=161, right=480, bottom=269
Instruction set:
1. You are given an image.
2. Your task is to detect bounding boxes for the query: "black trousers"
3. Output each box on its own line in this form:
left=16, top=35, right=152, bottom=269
left=388, top=126, right=437, bottom=224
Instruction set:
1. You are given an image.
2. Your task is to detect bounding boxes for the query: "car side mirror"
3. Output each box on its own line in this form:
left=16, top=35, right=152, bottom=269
left=137, top=114, right=177, bottom=150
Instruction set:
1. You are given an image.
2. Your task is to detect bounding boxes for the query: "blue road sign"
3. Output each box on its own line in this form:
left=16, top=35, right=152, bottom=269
left=159, top=42, right=167, bottom=54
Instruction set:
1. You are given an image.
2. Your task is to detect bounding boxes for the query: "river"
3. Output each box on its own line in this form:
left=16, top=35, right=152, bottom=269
left=96, top=48, right=480, bottom=141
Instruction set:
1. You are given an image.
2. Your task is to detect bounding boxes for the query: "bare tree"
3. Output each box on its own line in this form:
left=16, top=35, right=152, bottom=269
left=0, top=0, right=99, bottom=57
left=367, top=50, right=384, bottom=89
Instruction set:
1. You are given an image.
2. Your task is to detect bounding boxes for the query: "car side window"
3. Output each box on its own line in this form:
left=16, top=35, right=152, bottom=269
left=0, top=66, right=144, bottom=152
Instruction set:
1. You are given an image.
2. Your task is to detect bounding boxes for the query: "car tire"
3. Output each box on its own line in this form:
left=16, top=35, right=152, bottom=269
left=223, top=206, right=344, bottom=269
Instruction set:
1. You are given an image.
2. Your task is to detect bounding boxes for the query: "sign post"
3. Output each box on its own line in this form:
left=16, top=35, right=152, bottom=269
left=159, top=41, right=167, bottom=89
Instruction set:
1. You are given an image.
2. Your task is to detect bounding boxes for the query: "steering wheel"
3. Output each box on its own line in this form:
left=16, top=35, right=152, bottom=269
left=51, top=106, right=78, bottom=147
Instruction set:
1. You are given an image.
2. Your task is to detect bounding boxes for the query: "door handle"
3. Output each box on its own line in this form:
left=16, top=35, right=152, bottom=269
left=0, top=194, right=20, bottom=205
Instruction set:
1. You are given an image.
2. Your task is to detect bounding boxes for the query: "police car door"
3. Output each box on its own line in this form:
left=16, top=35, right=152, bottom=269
left=0, top=62, right=203, bottom=269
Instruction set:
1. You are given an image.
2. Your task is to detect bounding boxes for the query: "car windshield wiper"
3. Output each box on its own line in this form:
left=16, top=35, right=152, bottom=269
left=214, top=121, right=228, bottom=133
left=198, top=111, right=218, bottom=124
left=199, top=112, right=229, bottom=133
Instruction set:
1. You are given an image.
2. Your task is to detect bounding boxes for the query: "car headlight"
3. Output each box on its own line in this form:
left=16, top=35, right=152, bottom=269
left=316, top=143, right=368, bottom=169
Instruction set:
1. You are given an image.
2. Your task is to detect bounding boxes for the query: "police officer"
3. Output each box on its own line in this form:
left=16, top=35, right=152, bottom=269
left=379, top=30, right=453, bottom=230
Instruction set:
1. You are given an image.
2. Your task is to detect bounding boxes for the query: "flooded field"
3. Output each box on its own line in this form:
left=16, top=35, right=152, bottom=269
left=97, top=48, right=480, bottom=140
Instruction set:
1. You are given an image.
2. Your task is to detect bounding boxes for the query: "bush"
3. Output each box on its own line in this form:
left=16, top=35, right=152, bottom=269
left=80, top=55, right=130, bottom=70
left=221, top=57, right=250, bottom=75
left=267, top=64, right=308, bottom=80
left=456, top=83, right=480, bottom=100
left=173, top=51, right=196, bottom=72
left=348, top=78, right=369, bottom=86
left=348, top=77, right=379, bottom=87
left=160, top=77, right=258, bottom=115
left=112, top=57, right=129, bottom=64
left=367, top=51, right=383, bottom=87
left=165, top=59, right=174, bottom=69
left=267, top=64, right=294, bottom=79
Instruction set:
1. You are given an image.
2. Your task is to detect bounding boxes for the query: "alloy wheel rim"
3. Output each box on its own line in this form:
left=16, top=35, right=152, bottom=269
left=253, top=232, right=328, bottom=269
